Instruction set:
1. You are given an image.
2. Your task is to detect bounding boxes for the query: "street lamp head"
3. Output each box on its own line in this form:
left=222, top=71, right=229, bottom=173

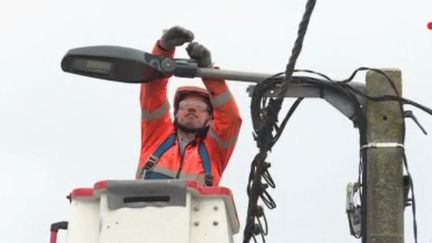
left=61, top=46, right=175, bottom=83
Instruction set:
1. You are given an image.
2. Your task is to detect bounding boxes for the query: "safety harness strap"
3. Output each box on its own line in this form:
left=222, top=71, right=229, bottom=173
left=141, top=134, right=213, bottom=186
left=144, top=134, right=176, bottom=171
left=199, top=141, right=213, bottom=186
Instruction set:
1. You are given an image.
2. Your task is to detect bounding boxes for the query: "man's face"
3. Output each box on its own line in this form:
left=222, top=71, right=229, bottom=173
left=175, top=94, right=211, bottom=130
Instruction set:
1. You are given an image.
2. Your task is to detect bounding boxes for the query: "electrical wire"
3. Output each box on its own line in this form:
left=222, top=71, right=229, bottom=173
left=247, top=66, right=430, bottom=243
left=244, top=0, right=317, bottom=242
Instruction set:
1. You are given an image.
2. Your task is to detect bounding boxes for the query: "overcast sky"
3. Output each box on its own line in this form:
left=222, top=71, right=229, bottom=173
left=1, top=0, right=431, bottom=242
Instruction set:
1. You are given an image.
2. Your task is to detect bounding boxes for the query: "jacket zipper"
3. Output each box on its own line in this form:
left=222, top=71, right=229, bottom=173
left=176, top=142, right=191, bottom=178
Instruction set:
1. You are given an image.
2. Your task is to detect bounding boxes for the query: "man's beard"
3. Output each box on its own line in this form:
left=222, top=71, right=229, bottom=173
left=174, top=119, right=209, bottom=136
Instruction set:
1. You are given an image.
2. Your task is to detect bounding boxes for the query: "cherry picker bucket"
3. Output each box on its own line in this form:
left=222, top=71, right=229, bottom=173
left=50, top=179, right=239, bottom=243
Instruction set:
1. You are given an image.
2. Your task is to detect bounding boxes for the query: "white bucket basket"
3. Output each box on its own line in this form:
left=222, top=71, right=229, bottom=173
left=64, top=180, right=239, bottom=243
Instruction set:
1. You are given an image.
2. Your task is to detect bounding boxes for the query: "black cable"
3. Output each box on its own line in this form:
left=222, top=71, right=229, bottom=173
left=403, top=153, right=418, bottom=242
left=282, top=0, right=317, bottom=88
left=244, top=0, right=317, bottom=242
left=343, top=85, right=432, bottom=116
left=271, top=97, right=303, bottom=147
left=294, top=69, right=333, bottom=81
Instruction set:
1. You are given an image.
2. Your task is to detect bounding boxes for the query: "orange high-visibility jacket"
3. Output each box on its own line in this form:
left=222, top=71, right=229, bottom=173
left=137, top=42, right=242, bottom=186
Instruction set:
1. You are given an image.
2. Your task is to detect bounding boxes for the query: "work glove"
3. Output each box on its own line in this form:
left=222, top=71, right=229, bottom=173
left=186, top=42, right=213, bottom=68
left=159, top=26, right=194, bottom=51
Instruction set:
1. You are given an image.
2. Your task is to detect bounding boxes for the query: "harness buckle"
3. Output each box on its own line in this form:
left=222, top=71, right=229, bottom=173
left=137, top=155, right=159, bottom=179
left=204, top=174, right=214, bottom=186
left=145, top=154, right=159, bottom=169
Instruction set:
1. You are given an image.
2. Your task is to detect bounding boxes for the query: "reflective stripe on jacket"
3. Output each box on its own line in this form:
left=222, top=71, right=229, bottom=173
left=137, top=41, right=242, bottom=186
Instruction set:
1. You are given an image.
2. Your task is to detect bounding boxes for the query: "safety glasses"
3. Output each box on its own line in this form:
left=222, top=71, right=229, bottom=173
left=178, top=100, right=209, bottom=113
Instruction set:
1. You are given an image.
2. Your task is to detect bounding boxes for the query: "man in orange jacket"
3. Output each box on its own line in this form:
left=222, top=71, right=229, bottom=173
left=136, top=26, right=242, bottom=186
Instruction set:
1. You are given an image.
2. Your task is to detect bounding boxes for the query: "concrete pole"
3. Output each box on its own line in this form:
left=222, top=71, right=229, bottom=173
left=365, top=69, right=404, bottom=243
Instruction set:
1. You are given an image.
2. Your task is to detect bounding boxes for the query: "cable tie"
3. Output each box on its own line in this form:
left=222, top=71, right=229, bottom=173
left=360, top=142, right=404, bottom=150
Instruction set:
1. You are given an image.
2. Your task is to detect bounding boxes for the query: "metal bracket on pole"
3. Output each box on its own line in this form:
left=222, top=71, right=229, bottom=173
left=194, top=67, right=366, bottom=125
left=246, top=82, right=365, bottom=125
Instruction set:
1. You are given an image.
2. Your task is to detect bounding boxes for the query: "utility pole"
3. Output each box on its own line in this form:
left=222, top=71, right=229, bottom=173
left=365, top=69, right=404, bottom=243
